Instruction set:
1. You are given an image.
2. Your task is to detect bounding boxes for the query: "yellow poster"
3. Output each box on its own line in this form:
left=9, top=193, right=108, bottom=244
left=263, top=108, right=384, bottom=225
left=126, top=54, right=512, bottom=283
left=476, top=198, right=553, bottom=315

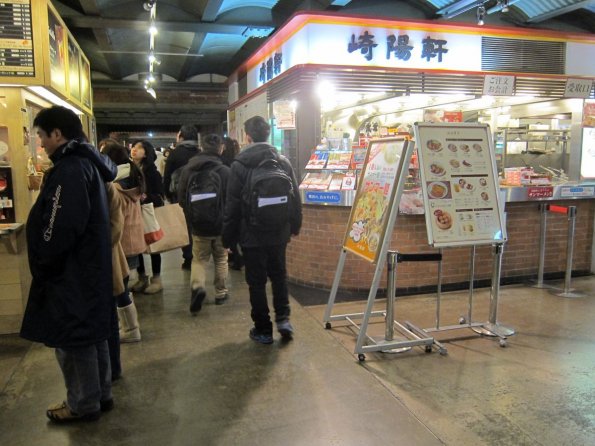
left=343, top=137, right=408, bottom=263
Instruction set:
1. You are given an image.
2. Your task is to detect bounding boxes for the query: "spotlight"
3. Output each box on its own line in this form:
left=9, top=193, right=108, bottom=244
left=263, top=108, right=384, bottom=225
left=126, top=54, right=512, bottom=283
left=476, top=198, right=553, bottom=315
left=149, top=24, right=158, bottom=35
left=145, top=87, right=156, bottom=99
left=143, top=1, right=156, bottom=11
left=501, top=0, right=509, bottom=13
left=477, top=6, right=486, bottom=26
left=148, top=52, right=156, bottom=63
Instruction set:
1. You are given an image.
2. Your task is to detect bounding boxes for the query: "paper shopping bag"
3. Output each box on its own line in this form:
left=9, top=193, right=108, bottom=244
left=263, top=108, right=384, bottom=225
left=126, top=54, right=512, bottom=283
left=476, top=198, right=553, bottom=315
left=142, top=203, right=164, bottom=245
left=147, top=204, right=190, bottom=254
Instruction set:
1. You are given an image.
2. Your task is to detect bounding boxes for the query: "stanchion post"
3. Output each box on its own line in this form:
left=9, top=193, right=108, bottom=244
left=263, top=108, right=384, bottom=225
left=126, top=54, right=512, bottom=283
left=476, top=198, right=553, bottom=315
left=562, top=206, right=577, bottom=295
left=537, top=204, right=547, bottom=287
left=385, top=251, right=397, bottom=341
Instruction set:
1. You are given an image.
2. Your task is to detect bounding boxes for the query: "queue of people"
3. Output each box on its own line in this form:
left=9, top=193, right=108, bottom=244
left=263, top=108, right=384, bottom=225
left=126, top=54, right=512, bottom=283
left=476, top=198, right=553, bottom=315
left=19, top=106, right=303, bottom=424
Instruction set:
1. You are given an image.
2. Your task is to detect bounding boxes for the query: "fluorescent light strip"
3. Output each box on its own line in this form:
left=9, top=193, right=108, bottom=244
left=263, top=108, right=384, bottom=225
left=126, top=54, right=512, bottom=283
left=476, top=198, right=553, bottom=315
left=27, top=86, right=84, bottom=115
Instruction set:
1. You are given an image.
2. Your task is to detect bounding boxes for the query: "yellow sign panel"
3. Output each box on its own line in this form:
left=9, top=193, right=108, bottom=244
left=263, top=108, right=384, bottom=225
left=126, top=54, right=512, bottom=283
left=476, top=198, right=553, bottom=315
left=343, top=137, right=408, bottom=263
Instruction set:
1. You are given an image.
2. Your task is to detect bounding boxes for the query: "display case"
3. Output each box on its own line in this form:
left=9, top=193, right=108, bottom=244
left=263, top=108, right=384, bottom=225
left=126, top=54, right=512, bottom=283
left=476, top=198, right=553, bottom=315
left=495, top=127, right=571, bottom=180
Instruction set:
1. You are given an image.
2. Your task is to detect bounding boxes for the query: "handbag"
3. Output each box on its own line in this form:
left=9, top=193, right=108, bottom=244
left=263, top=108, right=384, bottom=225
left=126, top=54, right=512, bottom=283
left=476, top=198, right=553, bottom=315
left=142, top=202, right=164, bottom=245
left=147, top=203, right=190, bottom=254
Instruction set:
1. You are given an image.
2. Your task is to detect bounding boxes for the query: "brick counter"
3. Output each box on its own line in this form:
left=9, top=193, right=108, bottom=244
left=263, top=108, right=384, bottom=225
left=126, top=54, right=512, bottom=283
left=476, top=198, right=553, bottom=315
left=287, top=200, right=594, bottom=293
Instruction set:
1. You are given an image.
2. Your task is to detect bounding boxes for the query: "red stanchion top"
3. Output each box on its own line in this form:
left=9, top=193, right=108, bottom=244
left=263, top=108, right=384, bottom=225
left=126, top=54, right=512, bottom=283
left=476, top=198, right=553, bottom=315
left=547, top=205, right=568, bottom=214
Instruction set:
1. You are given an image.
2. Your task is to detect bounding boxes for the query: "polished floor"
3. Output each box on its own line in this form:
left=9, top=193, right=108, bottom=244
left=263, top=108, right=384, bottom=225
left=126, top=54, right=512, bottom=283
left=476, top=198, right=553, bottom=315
left=1, top=250, right=594, bottom=446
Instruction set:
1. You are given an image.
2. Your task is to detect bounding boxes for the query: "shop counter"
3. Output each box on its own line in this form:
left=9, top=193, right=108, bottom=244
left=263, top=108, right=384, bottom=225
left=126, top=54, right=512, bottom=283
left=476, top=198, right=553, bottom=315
left=287, top=191, right=595, bottom=295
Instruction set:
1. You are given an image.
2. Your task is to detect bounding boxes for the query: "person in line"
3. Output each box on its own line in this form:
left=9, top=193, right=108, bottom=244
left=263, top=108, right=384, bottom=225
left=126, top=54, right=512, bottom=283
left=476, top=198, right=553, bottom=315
left=178, top=134, right=230, bottom=314
left=20, top=106, right=117, bottom=423
left=101, top=141, right=146, bottom=343
left=163, top=124, right=200, bottom=270
left=222, top=116, right=302, bottom=344
left=129, top=140, right=165, bottom=294
left=220, top=137, right=243, bottom=271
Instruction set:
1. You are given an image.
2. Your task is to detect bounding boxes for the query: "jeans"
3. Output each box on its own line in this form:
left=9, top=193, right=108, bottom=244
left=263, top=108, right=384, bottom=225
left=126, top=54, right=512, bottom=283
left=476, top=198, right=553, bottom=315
left=55, top=340, right=112, bottom=415
left=243, top=244, right=290, bottom=333
left=191, top=235, right=228, bottom=298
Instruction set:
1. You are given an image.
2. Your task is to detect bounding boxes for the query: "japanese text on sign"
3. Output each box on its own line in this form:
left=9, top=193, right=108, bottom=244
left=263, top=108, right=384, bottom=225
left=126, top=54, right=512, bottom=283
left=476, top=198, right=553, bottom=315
left=483, top=75, right=515, bottom=96
left=259, top=52, right=283, bottom=83
left=347, top=31, right=448, bottom=64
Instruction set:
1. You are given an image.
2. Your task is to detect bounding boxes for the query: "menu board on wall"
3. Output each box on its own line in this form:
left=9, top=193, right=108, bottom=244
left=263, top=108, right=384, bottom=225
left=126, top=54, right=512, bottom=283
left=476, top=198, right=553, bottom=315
left=414, top=123, right=506, bottom=247
left=0, top=0, right=34, bottom=77
left=80, top=57, right=91, bottom=108
left=67, top=36, right=80, bottom=100
left=48, top=7, right=66, bottom=92
left=343, top=137, right=409, bottom=263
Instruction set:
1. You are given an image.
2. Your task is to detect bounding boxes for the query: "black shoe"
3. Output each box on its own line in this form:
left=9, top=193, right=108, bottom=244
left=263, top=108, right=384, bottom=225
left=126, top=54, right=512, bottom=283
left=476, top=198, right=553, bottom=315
left=190, top=288, right=206, bottom=314
left=100, top=399, right=114, bottom=412
left=277, top=320, right=294, bottom=340
left=249, top=328, right=273, bottom=344
left=215, top=293, right=229, bottom=305
left=181, top=259, right=192, bottom=271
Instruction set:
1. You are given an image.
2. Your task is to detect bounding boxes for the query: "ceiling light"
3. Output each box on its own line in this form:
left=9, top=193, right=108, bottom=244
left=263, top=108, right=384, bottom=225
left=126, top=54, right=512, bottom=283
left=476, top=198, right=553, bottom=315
left=146, top=87, right=156, bottom=99
left=143, top=1, right=156, bottom=11
left=500, top=0, right=509, bottom=13
left=149, top=24, right=158, bottom=35
left=148, top=53, right=156, bottom=63
left=477, top=6, right=486, bottom=26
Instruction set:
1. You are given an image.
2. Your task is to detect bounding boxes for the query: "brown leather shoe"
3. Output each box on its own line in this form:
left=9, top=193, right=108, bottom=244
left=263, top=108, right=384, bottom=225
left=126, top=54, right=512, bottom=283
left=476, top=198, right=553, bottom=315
left=46, top=401, right=101, bottom=423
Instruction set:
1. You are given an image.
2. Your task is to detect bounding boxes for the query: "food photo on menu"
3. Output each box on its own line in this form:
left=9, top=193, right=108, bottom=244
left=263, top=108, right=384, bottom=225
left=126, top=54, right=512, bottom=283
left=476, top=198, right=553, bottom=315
left=426, top=181, right=451, bottom=200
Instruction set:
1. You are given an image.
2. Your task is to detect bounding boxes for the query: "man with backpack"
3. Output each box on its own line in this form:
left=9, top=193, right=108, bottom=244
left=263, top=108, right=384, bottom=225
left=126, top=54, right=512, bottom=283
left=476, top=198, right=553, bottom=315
left=222, top=116, right=302, bottom=344
left=178, top=134, right=230, bottom=314
left=163, top=124, right=200, bottom=269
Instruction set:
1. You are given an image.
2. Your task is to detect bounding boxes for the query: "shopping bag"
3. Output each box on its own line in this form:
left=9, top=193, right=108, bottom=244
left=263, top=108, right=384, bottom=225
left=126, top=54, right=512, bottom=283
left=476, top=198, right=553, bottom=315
left=147, top=204, right=190, bottom=254
left=142, top=203, right=164, bottom=245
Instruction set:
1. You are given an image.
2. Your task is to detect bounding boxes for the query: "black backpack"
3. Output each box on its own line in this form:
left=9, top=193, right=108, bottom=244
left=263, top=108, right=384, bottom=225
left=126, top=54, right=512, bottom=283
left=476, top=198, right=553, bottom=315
left=186, top=162, right=224, bottom=233
left=242, top=156, right=294, bottom=233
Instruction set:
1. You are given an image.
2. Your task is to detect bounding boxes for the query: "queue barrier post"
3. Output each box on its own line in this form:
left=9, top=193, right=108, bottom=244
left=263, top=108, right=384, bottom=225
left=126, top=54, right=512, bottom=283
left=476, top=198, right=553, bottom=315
left=548, top=205, right=588, bottom=298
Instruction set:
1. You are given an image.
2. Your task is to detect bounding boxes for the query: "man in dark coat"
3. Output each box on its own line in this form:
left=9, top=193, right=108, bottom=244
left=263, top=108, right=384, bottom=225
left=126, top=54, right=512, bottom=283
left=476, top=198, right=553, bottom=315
left=20, top=106, right=117, bottom=423
left=163, top=123, right=200, bottom=269
left=222, top=116, right=302, bottom=344
left=177, top=134, right=230, bottom=314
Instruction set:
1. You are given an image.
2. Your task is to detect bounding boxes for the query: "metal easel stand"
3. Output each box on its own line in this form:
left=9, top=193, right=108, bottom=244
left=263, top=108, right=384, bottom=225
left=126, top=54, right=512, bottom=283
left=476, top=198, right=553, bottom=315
left=471, top=243, right=515, bottom=346
left=407, top=245, right=487, bottom=348
left=323, top=249, right=436, bottom=362
left=548, top=206, right=588, bottom=298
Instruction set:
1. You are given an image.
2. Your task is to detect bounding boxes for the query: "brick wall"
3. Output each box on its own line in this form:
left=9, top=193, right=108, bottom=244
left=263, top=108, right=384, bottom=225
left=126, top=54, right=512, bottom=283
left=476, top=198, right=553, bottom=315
left=287, top=200, right=594, bottom=292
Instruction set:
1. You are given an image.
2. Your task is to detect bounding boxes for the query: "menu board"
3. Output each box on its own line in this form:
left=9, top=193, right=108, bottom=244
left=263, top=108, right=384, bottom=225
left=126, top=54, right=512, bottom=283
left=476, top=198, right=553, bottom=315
left=48, top=7, right=66, bottom=92
left=80, top=56, right=91, bottom=108
left=67, top=36, right=80, bottom=100
left=343, top=137, right=409, bottom=263
left=0, top=0, right=34, bottom=77
left=414, top=123, right=506, bottom=247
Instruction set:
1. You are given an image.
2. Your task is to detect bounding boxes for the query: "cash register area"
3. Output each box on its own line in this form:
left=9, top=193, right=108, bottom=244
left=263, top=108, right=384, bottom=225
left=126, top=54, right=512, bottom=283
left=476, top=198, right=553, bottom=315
left=1, top=250, right=595, bottom=446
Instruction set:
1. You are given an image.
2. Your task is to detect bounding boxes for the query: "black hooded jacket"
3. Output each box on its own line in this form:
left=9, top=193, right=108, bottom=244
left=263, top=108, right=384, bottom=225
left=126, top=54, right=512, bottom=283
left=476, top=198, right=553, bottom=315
left=177, top=151, right=230, bottom=236
left=20, top=140, right=117, bottom=348
left=163, top=140, right=199, bottom=202
left=222, top=143, right=302, bottom=249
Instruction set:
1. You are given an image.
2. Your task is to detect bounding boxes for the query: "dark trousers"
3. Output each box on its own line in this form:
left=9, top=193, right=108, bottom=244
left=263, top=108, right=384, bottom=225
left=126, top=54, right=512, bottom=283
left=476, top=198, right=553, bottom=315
left=107, top=300, right=121, bottom=380
left=137, top=253, right=162, bottom=276
left=242, top=244, right=290, bottom=333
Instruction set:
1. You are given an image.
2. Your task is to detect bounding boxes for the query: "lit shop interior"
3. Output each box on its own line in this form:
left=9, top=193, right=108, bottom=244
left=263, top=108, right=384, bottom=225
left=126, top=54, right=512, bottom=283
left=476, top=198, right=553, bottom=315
left=226, top=12, right=594, bottom=292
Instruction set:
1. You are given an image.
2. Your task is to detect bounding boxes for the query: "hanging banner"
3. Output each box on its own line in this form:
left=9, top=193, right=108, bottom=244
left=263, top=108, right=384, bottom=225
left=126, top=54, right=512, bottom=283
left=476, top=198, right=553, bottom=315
left=343, top=137, right=409, bottom=263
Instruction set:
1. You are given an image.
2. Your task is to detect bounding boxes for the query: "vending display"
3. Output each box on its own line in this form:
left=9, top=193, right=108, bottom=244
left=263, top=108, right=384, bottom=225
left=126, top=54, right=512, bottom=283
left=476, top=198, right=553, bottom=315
left=0, top=167, right=15, bottom=223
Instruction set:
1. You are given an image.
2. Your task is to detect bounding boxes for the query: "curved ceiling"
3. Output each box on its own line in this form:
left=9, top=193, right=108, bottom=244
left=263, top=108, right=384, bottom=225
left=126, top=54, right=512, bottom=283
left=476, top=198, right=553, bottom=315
left=55, top=0, right=594, bottom=83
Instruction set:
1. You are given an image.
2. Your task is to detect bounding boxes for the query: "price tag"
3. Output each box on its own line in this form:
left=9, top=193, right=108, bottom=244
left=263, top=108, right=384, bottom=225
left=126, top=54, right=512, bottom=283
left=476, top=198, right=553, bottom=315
left=564, top=78, right=593, bottom=98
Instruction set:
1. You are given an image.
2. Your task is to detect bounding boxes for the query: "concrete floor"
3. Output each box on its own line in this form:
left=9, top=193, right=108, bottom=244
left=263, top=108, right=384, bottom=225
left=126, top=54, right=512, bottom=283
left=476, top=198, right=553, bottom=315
left=0, top=250, right=594, bottom=446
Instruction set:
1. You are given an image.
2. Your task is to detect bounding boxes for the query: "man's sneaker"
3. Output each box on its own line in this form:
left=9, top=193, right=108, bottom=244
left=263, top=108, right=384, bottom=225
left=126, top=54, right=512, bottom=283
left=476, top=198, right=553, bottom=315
left=181, top=259, right=192, bottom=271
left=215, top=293, right=229, bottom=305
left=249, top=328, right=273, bottom=345
left=190, top=288, right=206, bottom=315
left=277, top=320, right=294, bottom=340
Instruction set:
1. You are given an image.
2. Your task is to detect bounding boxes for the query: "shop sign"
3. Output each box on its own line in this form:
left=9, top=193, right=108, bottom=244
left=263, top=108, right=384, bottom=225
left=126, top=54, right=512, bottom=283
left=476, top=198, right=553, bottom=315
left=560, top=186, right=595, bottom=198
left=348, top=32, right=448, bottom=63
left=258, top=52, right=282, bottom=84
left=527, top=186, right=553, bottom=199
left=483, top=75, right=515, bottom=96
left=305, top=191, right=342, bottom=204
left=564, top=78, right=593, bottom=98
